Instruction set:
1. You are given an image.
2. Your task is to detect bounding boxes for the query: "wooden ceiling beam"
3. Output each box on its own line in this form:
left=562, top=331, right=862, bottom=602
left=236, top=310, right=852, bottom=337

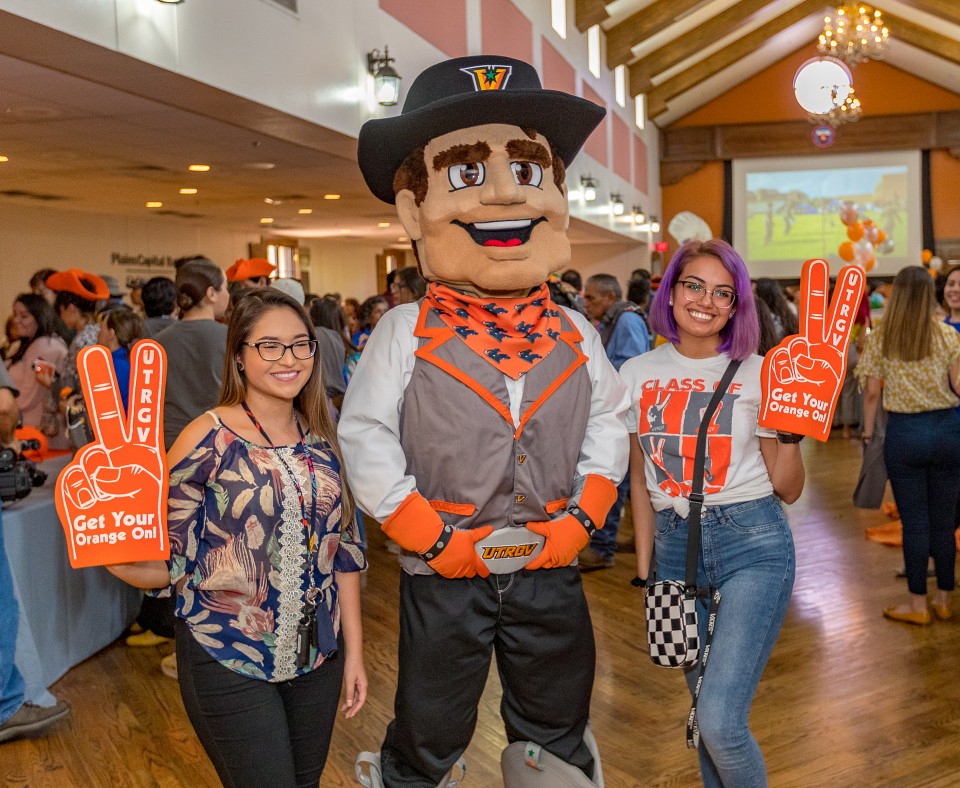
left=574, top=0, right=610, bottom=34
left=644, top=0, right=822, bottom=118
left=629, top=0, right=785, bottom=95
left=878, top=10, right=960, bottom=68
left=885, top=0, right=960, bottom=28
left=606, top=0, right=705, bottom=69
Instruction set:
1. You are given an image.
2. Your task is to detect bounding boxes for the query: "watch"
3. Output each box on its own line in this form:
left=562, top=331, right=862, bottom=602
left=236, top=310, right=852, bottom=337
left=630, top=576, right=648, bottom=588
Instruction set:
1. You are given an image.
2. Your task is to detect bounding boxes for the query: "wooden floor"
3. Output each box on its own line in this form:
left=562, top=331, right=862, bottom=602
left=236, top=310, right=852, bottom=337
left=4, top=435, right=960, bottom=787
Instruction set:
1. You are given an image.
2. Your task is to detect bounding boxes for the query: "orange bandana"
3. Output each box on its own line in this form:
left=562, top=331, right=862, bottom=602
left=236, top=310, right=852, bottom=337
left=424, top=282, right=561, bottom=379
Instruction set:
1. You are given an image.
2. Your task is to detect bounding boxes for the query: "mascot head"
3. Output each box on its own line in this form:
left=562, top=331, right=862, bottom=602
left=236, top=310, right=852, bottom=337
left=358, top=56, right=604, bottom=298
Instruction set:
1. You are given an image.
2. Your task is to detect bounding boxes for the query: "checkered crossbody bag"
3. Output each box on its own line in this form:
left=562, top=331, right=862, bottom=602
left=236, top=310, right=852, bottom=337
left=643, top=360, right=740, bottom=746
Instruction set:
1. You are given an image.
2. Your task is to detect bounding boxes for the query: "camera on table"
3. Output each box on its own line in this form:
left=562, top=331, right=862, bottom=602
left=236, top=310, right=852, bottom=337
left=0, top=439, right=48, bottom=504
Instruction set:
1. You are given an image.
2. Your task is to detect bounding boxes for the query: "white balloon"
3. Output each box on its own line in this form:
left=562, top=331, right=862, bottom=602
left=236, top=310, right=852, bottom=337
left=930, top=256, right=943, bottom=271
left=853, top=238, right=874, bottom=268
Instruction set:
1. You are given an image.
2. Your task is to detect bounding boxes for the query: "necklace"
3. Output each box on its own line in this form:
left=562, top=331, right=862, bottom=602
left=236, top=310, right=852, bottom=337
left=241, top=401, right=319, bottom=670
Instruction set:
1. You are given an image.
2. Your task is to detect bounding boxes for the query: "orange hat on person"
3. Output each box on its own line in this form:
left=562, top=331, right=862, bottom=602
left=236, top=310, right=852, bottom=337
left=45, top=268, right=110, bottom=301
left=650, top=274, right=663, bottom=291
left=226, top=258, right=276, bottom=282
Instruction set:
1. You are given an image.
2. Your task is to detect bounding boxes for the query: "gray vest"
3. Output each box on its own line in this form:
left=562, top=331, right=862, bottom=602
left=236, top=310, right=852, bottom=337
left=397, top=305, right=592, bottom=573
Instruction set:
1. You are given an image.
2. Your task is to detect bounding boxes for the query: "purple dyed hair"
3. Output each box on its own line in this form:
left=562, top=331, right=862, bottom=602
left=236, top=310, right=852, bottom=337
left=648, top=239, right=760, bottom=361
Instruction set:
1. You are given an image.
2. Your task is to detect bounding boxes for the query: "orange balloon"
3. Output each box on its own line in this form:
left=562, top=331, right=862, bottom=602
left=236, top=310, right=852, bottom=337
left=865, top=256, right=876, bottom=272
left=839, top=242, right=856, bottom=262
left=875, top=229, right=887, bottom=244
left=922, top=249, right=933, bottom=264
left=846, top=222, right=864, bottom=242
left=930, top=267, right=937, bottom=278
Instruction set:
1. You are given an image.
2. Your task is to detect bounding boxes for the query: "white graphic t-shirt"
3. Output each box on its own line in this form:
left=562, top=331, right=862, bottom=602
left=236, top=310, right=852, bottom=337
left=620, top=343, right=775, bottom=516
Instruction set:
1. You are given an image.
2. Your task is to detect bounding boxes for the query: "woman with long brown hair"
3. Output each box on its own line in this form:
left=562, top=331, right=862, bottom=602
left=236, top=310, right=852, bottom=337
left=858, top=266, right=960, bottom=625
left=107, top=288, right=367, bottom=786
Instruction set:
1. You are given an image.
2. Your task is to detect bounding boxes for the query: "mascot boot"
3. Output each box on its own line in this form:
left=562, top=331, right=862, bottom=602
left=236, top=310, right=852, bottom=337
left=356, top=752, right=466, bottom=788
left=500, top=722, right=604, bottom=787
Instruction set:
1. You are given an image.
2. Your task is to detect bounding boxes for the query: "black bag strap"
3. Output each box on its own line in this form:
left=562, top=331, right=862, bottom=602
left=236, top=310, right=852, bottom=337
left=687, top=587, right=721, bottom=749
left=684, top=359, right=741, bottom=593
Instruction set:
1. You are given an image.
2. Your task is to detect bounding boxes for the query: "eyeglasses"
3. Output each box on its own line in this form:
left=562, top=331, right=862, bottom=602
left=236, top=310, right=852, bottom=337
left=243, top=339, right=318, bottom=361
left=676, top=279, right=737, bottom=309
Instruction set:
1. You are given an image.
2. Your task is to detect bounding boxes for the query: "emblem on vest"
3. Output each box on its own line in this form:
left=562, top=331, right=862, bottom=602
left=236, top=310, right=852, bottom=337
left=480, top=543, right=538, bottom=560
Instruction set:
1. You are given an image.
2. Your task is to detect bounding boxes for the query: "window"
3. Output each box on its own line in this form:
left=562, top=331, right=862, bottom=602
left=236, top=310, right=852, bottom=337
left=588, top=25, right=600, bottom=78
left=551, top=0, right=566, bottom=38
left=635, top=94, right=646, bottom=130
left=615, top=65, right=626, bottom=107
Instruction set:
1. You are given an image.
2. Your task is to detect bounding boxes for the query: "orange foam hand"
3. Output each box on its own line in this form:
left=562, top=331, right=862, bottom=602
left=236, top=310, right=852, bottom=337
left=55, top=340, right=169, bottom=568
left=759, top=260, right=866, bottom=442
left=426, top=526, right=494, bottom=579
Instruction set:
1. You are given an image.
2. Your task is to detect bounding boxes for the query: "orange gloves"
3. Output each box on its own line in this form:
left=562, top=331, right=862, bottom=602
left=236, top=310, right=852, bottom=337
left=382, top=492, right=492, bottom=579
left=526, top=474, right=618, bottom=570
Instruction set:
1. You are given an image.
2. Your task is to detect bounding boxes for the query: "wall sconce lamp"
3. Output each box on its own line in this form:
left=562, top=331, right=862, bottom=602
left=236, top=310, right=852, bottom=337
left=580, top=175, right=598, bottom=202
left=632, top=206, right=646, bottom=225
left=156, top=0, right=185, bottom=4
left=650, top=216, right=662, bottom=233
left=367, top=46, right=402, bottom=107
left=610, top=193, right=625, bottom=216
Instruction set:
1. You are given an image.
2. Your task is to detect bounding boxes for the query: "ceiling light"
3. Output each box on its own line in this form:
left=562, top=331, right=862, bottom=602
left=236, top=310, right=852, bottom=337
left=260, top=218, right=274, bottom=224
left=244, top=162, right=276, bottom=170
left=339, top=229, right=352, bottom=235
left=794, top=57, right=852, bottom=115
left=367, top=46, right=402, bottom=107
left=0, top=155, right=8, bottom=162
left=179, top=187, right=198, bottom=195
left=579, top=176, right=598, bottom=202
left=398, top=236, right=409, bottom=243
left=378, top=222, right=391, bottom=228
left=298, top=208, right=313, bottom=215
left=610, top=193, right=625, bottom=216
left=650, top=217, right=662, bottom=234
left=187, top=164, right=210, bottom=172
left=324, top=194, right=341, bottom=200
left=145, top=201, right=163, bottom=208
left=818, top=4, right=889, bottom=68
left=632, top=207, right=646, bottom=225
left=264, top=197, right=282, bottom=205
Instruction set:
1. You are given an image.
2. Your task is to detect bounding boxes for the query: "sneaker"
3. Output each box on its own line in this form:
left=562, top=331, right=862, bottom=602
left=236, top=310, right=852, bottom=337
left=160, top=653, right=178, bottom=680
left=577, top=547, right=615, bottom=572
left=126, top=630, right=173, bottom=648
left=0, top=701, right=70, bottom=743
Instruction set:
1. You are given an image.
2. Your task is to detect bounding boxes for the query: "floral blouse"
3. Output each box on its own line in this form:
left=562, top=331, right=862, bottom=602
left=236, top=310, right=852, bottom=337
left=166, top=412, right=366, bottom=681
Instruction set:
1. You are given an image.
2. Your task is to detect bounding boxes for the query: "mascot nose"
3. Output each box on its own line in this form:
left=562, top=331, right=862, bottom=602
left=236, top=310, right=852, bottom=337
left=480, top=164, right=524, bottom=205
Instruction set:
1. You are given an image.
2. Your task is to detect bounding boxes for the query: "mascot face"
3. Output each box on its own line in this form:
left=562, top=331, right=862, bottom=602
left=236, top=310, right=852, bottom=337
left=396, top=123, right=570, bottom=298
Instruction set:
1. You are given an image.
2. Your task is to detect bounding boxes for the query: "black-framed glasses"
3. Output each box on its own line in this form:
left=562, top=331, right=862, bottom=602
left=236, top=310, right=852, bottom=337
left=676, top=279, right=737, bottom=309
left=243, top=339, right=318, bottom=361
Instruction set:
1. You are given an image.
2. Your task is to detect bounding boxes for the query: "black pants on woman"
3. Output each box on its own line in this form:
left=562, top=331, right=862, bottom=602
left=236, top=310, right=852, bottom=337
left=884, top=408, right=960, bottom=595
left=175, top=619, right=344, bottom=788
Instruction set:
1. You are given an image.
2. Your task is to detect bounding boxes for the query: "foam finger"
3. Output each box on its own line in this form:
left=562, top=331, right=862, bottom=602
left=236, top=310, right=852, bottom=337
left=800, top=259, right=829, bottom=344
left=769, top=346, right=794, bottom=384
left=78, top=345, right=127, bottom=450
left=824, top=264, right=867, bottom=352
left=61, top=464, right=98, bottom=510
left=127, top=339, right=167, bottom=451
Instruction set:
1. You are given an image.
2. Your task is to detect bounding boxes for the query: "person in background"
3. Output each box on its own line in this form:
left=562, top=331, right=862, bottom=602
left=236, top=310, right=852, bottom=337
left=97, top=307, right=144, bottom=413
left=625, top=239, right=804, bottom=787
left=754, top=278, right=798, bottom=343
left=28, top=268, right=58, bottom=307
left=382, top=269, right=398, bottom=309
left=343, top=297, right=361, bottom=340
left=98, top=275, right=126, bottom=314
left=858, top=266, right=960, bottom=625
left=0, top=364, right=70, bottom=743
left=352, top=296, right=388, bottom=352
left=128, top=277, right=145, bottom=315
left=941, top=265, right=960, bottom=332
left=312, top=296, right=358, bottom=389
left=105, top=288, right=367, bottom=785
left=140, top=277, right=178, bottom=338
left=6, top=294, right=68, bottom=447
left=561, top=268, right=583, bottom=293
left=2, top=316, right=20, bottom=365
left=580, top=273, right=651, bottom=571
left=755, top=297, right=780, bottom=356
left=394, top=267, right=427, bottom=304
left=225, top=257, right=276, bottom=290
left=309, top=297, right=349, bottom=406
left=44, top=269, right=109, bottom=444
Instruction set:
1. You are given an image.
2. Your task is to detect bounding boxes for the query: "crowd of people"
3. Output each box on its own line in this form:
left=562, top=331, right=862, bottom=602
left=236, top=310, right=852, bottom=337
left=1, top=248, right=958, bottom=784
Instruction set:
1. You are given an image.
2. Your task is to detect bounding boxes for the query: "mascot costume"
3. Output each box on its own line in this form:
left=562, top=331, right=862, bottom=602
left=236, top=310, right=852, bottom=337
left=340, top=55, right=629, bottom=788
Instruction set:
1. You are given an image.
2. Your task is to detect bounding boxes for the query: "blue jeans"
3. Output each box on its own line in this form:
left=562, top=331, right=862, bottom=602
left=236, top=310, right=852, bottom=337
left=0, top=510, right=25, bottom=724
left=884, top=409, right=960, bottom=595
left=655, top=496, right=795, bottom=788
left=589, top=474, right=630, bottom=559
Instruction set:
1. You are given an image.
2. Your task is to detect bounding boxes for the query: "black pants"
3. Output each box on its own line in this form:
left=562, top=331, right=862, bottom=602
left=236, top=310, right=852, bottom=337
left=381, top=568, right=596, bottom=787
left=175, top=619, right=344, bottom=788
left=137, top=594, right=176, bottom=638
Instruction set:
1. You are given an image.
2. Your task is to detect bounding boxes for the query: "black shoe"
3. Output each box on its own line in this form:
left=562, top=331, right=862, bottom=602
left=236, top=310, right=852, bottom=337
left=0, top=701, right=70, bottom=743
left=577, top=547, right=615, bottom=572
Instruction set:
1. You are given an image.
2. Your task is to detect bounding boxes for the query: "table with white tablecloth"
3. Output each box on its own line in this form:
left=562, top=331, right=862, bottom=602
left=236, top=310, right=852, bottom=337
left=2, top=455, right=142, bottom=704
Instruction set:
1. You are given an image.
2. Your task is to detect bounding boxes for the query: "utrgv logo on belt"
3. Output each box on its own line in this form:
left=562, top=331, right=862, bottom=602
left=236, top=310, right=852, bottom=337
left=481, top=543, right=538, bottom=560
left=461, top=65, right=512, bottom=91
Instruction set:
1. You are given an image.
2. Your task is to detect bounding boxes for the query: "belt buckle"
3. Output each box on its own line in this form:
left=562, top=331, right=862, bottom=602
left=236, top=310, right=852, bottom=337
left=474, top=526, right=545, bottom=575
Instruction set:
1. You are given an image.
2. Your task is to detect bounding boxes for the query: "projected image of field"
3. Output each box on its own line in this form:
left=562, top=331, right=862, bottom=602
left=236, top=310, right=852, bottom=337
left=745, top=166, right=908, bottom=263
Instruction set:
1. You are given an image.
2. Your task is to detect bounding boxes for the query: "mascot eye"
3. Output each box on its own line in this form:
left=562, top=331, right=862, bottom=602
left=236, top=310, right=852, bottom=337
left=448, top=162, right=486, bottom=190
left=511, top=161, right=543, bottom=187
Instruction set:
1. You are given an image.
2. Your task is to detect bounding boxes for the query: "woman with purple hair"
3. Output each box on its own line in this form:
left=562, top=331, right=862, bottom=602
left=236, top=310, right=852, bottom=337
left=621, top=239, right=805, bottom=787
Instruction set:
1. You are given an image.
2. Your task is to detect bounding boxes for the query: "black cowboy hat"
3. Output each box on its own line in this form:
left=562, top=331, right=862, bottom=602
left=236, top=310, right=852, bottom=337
left=358, top=55, right=605, bottom=204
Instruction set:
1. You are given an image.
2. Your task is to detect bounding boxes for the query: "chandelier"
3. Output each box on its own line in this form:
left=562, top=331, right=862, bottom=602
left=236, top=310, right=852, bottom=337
left=809, top=88, right=862, bottom=127
left=818, top=4, right=890, bottom=67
